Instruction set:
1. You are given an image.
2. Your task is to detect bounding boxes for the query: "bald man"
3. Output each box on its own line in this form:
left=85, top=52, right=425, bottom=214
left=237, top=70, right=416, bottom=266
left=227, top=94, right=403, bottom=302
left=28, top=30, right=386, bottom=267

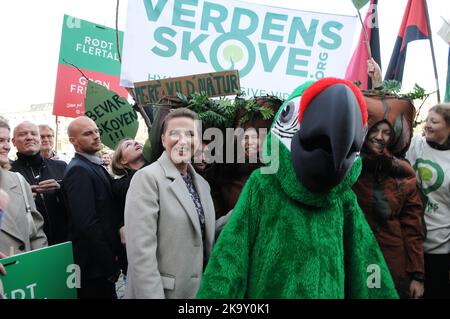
left=11, top=121, right=68, bottom=246
left=62, top=117, right=121, bottom=299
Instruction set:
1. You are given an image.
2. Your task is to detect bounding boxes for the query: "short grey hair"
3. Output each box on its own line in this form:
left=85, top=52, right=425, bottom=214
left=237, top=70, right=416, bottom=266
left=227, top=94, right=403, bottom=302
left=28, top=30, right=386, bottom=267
left=38, top=124, right=55, bottom=136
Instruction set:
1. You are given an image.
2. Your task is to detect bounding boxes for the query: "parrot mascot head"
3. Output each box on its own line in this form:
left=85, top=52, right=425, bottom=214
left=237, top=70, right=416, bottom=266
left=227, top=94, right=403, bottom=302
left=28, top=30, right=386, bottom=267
left=265, top=77, right=368, bottom=202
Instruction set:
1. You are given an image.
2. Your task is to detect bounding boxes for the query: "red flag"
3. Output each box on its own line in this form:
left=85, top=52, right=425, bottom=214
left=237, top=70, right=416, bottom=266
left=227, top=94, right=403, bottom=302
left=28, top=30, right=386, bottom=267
left=345, top=0, right=381, bottom=90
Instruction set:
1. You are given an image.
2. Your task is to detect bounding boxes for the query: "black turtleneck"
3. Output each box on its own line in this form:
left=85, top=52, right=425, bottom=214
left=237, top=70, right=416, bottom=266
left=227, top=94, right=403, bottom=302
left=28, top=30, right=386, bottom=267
left=15, top=152, right=44, bottom=182
left=16, top=151, right=43, bottom=166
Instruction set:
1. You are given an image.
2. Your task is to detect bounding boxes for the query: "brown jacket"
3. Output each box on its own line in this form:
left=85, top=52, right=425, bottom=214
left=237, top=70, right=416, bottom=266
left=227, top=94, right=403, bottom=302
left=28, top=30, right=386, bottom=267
left=353, top=154, right=424, bottom=296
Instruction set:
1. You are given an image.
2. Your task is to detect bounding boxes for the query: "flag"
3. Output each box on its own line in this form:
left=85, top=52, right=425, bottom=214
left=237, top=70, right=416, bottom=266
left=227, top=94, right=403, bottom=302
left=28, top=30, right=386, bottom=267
left=352, top=0, right=370, bottom=10
left=384, top=0, right=430, bottom=82
left=345, top=0, right=381, bottom=90
left=437, top=18, right=450, bottom=43
left=445, top=48, right=450, bottom=102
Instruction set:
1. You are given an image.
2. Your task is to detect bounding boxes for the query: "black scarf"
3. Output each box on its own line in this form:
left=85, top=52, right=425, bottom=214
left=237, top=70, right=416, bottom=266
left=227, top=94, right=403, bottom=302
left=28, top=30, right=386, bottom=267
left=426, top=140, right=450, bottom=151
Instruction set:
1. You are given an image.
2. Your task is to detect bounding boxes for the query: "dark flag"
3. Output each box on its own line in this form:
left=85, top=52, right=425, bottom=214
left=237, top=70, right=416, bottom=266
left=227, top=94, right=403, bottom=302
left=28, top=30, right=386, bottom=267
left=385, top=0, right=431, bottom=82
left=345, top=0, right=382, bottom=90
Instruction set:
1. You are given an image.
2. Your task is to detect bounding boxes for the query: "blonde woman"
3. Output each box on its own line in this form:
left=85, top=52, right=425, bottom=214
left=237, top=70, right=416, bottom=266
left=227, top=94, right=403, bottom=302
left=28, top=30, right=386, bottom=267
left=111, top=139, right=147, bottom=277
left=406, top=103, right=450, bottom=299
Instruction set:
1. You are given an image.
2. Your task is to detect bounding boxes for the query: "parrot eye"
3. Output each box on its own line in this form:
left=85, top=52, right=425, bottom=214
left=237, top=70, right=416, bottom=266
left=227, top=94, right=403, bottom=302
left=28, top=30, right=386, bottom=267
left=280, top=102, right=295, bottom=124
left=271, top=96, right=301, bottom=151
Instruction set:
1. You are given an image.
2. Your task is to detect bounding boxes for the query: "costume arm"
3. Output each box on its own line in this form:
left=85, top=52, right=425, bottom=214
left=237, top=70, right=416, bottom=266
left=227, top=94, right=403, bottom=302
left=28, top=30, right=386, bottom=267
left=343, top=191, right=399, bottom=299
left=196, top=174, right=260, bottom=298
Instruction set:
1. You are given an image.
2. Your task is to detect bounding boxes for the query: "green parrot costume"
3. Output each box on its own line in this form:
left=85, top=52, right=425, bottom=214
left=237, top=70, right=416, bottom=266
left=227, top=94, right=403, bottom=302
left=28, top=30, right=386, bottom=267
left=196, top=78, right=399, bottom=298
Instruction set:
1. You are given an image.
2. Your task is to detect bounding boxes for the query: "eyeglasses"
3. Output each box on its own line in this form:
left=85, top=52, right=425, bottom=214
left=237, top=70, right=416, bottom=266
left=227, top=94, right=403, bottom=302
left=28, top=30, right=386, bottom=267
left=40, top=135, right=54, bottom=139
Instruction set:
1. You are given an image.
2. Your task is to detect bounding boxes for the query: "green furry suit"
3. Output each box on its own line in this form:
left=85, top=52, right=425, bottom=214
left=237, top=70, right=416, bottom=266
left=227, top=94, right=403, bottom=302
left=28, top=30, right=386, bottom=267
left=196, top=80, right=399, bottom=299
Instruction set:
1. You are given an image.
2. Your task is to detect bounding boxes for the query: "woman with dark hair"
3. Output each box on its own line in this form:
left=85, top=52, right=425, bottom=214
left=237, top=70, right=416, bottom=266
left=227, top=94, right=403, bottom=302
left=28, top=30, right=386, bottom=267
left=211, top=96, right=283, bottom=219
left=353, top=115, right=425, bottom=299
left=406, top=103, right=450, bottom=299
left=352, top=61, right=426, bottom=298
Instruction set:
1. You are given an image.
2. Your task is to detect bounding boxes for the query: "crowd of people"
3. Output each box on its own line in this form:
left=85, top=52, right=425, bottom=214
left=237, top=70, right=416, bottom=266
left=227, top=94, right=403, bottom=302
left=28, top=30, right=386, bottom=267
left=0, top=67, right=449, bottom=299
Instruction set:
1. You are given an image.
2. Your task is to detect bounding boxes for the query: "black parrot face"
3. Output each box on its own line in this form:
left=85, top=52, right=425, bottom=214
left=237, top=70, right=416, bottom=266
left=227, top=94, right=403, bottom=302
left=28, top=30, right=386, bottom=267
left=290, top=83, right=367, bottom=193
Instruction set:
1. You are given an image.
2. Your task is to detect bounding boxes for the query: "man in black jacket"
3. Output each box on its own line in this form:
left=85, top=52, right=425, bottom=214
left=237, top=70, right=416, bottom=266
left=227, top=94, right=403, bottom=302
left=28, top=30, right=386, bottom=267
left=11, top=121, right=68, bottom=246
left=62, top=116, right=121, bottom=299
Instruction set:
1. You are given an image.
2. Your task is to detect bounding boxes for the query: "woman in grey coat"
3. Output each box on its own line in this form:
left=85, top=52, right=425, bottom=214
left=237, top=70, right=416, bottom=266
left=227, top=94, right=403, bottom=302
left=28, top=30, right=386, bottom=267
left=124, top=108, right=215, bottom=299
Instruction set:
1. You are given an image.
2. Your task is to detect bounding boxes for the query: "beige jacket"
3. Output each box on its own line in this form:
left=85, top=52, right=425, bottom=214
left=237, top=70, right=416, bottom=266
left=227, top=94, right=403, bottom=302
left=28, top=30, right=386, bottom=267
left=124, top=152, right=215, bottom=299
left=0, top=169, right=47, bottom=255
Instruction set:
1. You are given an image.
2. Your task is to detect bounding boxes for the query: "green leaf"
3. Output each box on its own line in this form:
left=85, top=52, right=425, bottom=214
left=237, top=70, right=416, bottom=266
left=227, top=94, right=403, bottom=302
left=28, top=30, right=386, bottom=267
left=381, top=80, right=402, bottom=93
left=260, top=106, right=275, bottom=120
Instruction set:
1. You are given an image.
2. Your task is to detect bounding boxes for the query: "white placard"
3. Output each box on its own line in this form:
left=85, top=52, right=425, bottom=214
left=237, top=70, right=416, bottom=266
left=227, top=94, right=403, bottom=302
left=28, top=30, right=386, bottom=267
left=120, top=0, right=357, bottom=100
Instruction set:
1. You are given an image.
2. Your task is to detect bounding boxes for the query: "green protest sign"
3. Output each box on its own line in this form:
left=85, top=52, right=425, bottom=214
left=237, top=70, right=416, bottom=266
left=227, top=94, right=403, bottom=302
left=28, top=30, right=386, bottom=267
left=0, top=242, right=77, bottom=299
left=59, top=15, right=124, bottom=75
left=84, top=80, right=139, bottom=149
left=351, top=0, right=369, bottom=10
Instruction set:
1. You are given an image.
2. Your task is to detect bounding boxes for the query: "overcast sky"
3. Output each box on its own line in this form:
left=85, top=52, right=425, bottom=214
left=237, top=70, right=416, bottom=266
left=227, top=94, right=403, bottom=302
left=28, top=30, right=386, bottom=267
left=0, top=0, right=448, bottom=113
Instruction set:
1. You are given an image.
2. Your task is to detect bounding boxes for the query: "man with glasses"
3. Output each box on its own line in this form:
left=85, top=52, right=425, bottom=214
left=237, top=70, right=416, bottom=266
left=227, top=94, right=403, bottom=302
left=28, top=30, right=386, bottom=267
left=39, top=124, right=58, bottom=160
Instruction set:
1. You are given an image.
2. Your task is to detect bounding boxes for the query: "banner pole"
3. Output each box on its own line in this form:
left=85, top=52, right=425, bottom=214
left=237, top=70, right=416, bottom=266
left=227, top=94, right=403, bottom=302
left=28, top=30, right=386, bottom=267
left=115, top=0, right=122, bottom=63
left=357, top=8, right=372, bottom=58
left=55, top=115, right=59, bottom=154
left=424, top=0, right=441, bottom=103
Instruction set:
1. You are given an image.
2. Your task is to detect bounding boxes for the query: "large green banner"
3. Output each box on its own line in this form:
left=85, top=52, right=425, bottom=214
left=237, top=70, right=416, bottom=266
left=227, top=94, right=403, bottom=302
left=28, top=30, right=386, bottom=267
left=0, top=242, right=77, bottom=299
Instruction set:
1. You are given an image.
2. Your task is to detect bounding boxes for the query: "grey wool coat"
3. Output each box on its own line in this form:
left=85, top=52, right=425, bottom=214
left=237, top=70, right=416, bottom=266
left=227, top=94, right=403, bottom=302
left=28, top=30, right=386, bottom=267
left=124, top=152, right=215, bottom=299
